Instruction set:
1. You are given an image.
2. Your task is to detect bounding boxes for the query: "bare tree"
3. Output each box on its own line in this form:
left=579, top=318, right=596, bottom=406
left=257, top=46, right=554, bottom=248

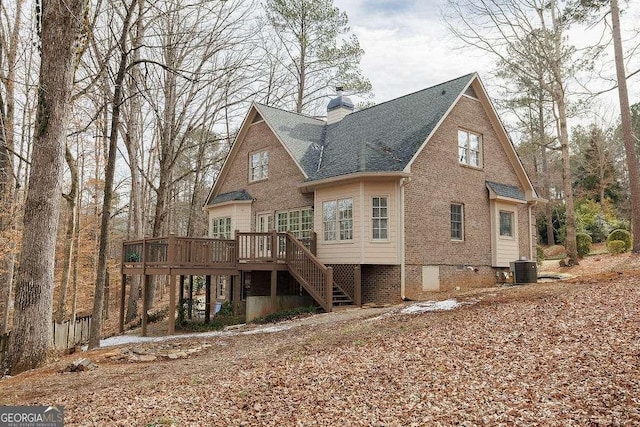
left=55, top=145, right=79, bottom=322
left=610, top=0, right=640, bottom=252
left=89, top=0, right=139, bottom=350
left=0, top=0, right=25, bottom=334
left=263, top=0, right=372, bottom=114
left=3, top=0, right=84, bottom=374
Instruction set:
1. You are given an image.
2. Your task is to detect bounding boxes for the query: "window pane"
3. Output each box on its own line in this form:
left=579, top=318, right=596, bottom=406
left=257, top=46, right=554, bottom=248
left=451, top=204, right=463, bottom=240
left=469, top=134, right=479, bottom=151
left=323, top=201, right=337, bottom=221
left=277, top=212, right=288, bottom=232
left=372, top=197, right=388, bottom=240
left=458, top=145, right=467, bottom=163
left=500, top=211, right=513, bottom=237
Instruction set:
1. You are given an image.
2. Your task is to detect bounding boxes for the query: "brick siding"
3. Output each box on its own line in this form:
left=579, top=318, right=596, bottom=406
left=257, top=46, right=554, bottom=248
left=218, top=120, right=313, bottom=229
left=361, top=265, right=402, bottom=304
left=403, top=95, right=533, bottom=295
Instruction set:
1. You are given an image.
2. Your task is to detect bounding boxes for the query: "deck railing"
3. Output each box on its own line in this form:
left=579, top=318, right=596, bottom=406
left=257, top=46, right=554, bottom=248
left=122, top=232, right=319, bottom=272
left=285, top=232, right=332, bottom=312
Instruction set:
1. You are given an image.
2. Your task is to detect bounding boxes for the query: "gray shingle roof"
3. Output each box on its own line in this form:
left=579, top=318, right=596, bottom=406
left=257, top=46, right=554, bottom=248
left=486, top=181, right=525, bottom=201
left=253, top=73, right=476, bottom=182
left=210, top=189, right=253, bottom=205
left=254, top=104, right=325, bottom=177
left=311, top=73, right=475, bottom=180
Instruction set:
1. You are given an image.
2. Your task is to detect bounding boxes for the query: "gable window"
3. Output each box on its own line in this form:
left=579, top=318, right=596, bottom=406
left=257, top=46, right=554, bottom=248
left=211, top=217, right=231, bottom=239
left=250, top=150, right=269, bottom=181
left=458, top=130, right=482, bottom=167
left=499, top=211, right=514, bottom=238
left=372, top=196, right=388, bottom=240
left=323, top=198, right=353, bottom=241
left=450, top=204, right=464, bottom=241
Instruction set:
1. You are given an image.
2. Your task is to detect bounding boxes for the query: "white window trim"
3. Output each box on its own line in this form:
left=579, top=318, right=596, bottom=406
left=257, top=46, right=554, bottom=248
left=211, top=217, right=232, bottom=239
left=458, top=129, right=483, bottom=168
left=371, top=195, right=390, bottom=242
left=249, top=150, right=269, bottom=182
left=450, top=203, right=464, bottom=242
left=322, top=198, right=354, bottom=243
left=275, top=207, right=314, bottom=239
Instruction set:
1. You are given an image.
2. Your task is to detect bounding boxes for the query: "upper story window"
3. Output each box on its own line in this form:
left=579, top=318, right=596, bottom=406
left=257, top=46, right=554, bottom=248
left=211, top=217, right=231, bottom=239
left=250, top=150, right=269, bottom=182
left=323, top=198, right=353, bottom=241
left=458, top=130, right=482, bottom=168
left=372, top=196, right=388, bottom=240
left=451, top=203, right=464, bottom=241
left=499, top=211, right=514, bottom=238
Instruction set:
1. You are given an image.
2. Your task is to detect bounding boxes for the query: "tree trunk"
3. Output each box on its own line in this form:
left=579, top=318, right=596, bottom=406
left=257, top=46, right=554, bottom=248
left=550, top=3, right=578, bottom=264
left=55, top=145, right=78, bottom=323
left=611, top=0, right=640, bottom=253
left=4, top=0, right=84, bottom=374
left=0, top=0, right=24, bottom=335
left=88, top=0, right=137, bottom=350
left=124, top=0, right=145, bottom=323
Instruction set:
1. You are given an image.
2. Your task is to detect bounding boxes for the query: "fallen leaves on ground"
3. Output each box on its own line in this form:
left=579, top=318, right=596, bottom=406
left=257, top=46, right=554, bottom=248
left=1, top=274, right=640, bottom=426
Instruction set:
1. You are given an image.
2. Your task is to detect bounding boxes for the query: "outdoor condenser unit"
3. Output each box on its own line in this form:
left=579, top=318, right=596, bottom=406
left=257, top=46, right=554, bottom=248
left=510, top=260, right=538, bottom=284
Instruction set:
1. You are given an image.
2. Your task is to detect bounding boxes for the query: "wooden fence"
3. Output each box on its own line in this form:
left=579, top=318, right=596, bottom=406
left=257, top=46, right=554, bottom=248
left=0, top=315, right=92, bottom=365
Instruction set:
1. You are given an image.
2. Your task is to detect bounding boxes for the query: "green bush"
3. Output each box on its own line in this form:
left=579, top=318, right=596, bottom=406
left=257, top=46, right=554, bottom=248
left=576, top=233, right=592, bottom=257
left=607, top=240, right=627, bottom=254
left=607, top=229, right=632, bottom=252
left=536, top=245, right=545, bottom=265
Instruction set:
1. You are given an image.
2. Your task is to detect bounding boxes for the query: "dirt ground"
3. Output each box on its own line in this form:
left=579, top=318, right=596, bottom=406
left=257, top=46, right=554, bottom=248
left=1, top=253, right=640, bottom=426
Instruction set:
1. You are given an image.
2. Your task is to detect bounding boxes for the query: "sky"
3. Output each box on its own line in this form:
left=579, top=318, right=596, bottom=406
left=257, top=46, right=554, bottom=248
left=333, top=0, right=640, bottom=129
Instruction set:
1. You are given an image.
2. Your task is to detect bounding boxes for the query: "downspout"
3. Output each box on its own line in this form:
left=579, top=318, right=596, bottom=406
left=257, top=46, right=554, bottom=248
left=528, top=200, right=539, bottom=260
left=400, top=177, right=411, bottom=300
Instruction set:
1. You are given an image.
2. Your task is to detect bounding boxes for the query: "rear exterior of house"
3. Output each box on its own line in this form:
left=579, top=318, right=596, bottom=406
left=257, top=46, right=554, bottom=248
left=204, top=73, right=540, bottom=311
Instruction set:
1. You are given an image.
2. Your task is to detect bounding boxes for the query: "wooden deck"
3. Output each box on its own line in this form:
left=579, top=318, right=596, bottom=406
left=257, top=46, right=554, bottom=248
left=119, top=232, right=354, bottom=336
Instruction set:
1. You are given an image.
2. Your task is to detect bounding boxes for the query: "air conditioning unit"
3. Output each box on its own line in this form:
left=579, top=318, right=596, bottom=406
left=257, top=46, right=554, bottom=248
left=509, top=260, right=538, bottom=284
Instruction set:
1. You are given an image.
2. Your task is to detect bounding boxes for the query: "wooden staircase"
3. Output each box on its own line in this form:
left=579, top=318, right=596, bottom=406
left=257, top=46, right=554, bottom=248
left=332, top=285, right=353, bottom=306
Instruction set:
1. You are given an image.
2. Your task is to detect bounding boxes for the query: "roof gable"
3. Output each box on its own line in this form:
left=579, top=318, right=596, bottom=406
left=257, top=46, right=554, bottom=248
left=309, top=73, right=475, bottom=180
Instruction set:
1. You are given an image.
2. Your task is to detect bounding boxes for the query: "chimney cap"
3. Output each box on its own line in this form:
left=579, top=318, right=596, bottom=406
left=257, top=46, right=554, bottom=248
left=327, top=88, right=354, bottom=112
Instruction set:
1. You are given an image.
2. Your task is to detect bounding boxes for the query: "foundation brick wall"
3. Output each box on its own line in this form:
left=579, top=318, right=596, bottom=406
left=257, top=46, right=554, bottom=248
left=361, top=265, right=402, bottom=304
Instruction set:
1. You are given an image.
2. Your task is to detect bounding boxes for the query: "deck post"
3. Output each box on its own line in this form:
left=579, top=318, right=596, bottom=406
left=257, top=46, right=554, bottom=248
left=168, top=273, right=176, bottom=334
left=233, top=274, right=241, bottom=316
left=326, top=267, right=333, bottom=312
left=188, top=275, right=194, bottom=319
left=354, top=265, right=362, bottom=307
left=271, top=231, right=277, bottom=261
left=177, top=275, right=185, bottom=325
left=311, top=232, right=317, bottom=255
left=270, top=269, right=277, bottom=306
left=205, top=275, right=211, bottom=324
left=167, top=233, right=176, bottom=264
left=235, top=230, right=240, bottom=263
left=142, top=274, right=150, bottom=336
left=119, top=274, right=126, bottom=333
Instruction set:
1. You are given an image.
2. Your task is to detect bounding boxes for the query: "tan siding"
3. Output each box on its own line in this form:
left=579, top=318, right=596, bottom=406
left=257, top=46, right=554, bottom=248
left=493, top=201, right=521, bottom=267
left=206, top=203, right=251, bottom=237
left=315, top=182, right=361, bottom=264
left=362, top=181, right=399, bottom=264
